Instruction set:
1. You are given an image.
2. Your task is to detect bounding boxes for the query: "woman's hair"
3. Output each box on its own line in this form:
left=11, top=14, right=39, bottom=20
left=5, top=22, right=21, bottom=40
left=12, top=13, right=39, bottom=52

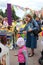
left=26, top=14, right=32, bottom=21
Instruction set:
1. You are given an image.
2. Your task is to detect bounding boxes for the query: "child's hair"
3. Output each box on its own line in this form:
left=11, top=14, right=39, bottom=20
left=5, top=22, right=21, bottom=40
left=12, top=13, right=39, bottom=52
left=17, top=37, right=25, bottom=47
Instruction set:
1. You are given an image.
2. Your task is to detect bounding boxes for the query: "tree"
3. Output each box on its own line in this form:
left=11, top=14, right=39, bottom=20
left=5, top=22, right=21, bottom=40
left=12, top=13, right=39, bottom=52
left=4, top=7, right=19, bottom=20
left=0, top=9, right=7, bottom=17
left=11, top=6, right=19, bottom=20
left=0, top=9, right=4, bottom=17
left=3, top=9, right=7, bottom=17
left=0, top=7, right=19, bottom=20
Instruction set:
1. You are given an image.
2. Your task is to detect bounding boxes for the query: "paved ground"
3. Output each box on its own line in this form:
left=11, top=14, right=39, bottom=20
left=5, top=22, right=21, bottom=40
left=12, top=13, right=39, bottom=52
left=9, top=37, right=43, bottom=65
left=9, top=49, right=41, bottom=65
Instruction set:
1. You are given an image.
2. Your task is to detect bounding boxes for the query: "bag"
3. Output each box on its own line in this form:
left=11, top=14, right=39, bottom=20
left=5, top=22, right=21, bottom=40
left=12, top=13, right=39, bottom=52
left=32, top=19, right=42, bottom=36
left=38, top=50, right=43, bottom=65
left=33, top=29, right=39, bottom=36
left=38, top=27, right=42, bottom=33
left=33, top=27, right=42, bottom=36
left=39, top=57, right=43, bottom=65
left=36, top=21, right=42, bottom=33
left=32, top=19, right=39, bottom=36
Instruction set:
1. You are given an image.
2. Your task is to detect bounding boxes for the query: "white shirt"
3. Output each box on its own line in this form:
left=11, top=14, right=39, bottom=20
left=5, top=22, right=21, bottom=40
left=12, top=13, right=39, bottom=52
left=3, top=21, right=8, bottom=27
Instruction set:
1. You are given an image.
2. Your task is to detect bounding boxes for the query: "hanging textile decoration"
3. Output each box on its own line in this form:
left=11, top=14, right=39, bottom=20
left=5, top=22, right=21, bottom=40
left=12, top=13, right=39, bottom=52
left=14, top=5, right=30, bottom=11
left=7, top=4, right=12, bottom=25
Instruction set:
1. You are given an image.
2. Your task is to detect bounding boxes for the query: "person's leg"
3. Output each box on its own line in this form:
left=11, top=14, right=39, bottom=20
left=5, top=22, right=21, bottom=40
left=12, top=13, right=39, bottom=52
left=29, top=48, right=34, bottom=57
left=28, top=36, right=37, bottom=57
left=31, top=48, right=34, bottom=54
left=19, top=63, right=25, bottom=65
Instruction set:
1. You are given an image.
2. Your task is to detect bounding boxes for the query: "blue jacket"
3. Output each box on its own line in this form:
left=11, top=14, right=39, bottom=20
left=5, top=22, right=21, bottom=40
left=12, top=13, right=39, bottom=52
left=20, top=19, right=38, bottom=48
left=20, top=19, right=39, bottom=33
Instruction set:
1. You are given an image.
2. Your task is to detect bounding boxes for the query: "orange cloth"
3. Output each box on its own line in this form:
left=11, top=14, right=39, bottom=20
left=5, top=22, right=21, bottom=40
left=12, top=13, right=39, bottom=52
left=39, top=32, right=42, bottom=36
left=17, top=34, right=21, bottom=39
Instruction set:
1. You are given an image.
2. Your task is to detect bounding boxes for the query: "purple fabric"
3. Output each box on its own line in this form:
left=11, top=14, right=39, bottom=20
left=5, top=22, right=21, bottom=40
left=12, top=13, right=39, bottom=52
left=7, top=4, right=12, bottom=25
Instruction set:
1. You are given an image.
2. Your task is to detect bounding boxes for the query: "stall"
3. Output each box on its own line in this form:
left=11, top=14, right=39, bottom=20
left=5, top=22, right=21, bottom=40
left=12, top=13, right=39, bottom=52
left=0, top=26, right=14, bottom=49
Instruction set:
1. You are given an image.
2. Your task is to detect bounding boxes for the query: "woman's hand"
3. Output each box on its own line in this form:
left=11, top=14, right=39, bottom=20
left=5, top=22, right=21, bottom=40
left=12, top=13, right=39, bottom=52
left=28, top=28, right=32, bottom=32
left=23, top=31, right=27, bottom=34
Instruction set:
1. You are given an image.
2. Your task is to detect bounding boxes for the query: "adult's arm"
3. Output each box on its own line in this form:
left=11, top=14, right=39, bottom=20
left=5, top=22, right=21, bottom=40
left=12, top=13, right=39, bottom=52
left=22, top=50, right=28, bottom=65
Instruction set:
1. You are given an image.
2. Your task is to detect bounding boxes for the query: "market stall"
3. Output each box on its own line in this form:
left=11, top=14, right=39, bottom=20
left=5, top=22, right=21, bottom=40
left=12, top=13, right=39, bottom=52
left=0, top=25, right=14, bottom=49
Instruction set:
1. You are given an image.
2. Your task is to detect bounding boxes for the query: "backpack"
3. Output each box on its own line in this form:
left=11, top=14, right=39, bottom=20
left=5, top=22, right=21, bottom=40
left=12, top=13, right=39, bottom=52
left=32, top=19, right=39, bottom=36
left=32, top=19, right=42, bottom=36
left=36, top=20, right=42, bottom=33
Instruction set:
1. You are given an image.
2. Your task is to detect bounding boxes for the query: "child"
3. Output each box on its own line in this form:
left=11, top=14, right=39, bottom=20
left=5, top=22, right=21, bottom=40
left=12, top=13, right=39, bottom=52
left=15, top=36, right=28, bottom=65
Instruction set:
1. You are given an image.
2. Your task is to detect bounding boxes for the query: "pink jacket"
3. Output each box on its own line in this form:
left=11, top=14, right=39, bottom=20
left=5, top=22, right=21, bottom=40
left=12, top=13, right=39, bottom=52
left=18, top=46, right=27, bottom=63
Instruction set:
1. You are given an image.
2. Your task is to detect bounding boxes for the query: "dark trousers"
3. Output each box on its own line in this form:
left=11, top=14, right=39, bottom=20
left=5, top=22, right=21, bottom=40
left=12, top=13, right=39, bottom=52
left=0, top=35, right=7, bottom=45
left=19, top=63, right=25, bottom=65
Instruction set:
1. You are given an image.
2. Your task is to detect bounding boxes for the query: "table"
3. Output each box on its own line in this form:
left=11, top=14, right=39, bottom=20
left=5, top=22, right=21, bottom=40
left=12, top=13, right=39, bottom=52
left=0, top=30, right=13, bottom=46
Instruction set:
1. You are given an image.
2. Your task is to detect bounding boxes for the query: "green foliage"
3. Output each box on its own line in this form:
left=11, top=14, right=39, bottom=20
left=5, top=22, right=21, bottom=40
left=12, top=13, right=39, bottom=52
left=11, top=6, right=19, bottom=20
left=0, top=8, right=19, bottom=20
left=0, top=9, right=4, bottom=17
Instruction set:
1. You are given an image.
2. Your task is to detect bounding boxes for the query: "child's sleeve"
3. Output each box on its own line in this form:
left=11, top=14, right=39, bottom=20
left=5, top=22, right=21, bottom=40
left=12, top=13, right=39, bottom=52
left=22, top=50, right=28, bottom=65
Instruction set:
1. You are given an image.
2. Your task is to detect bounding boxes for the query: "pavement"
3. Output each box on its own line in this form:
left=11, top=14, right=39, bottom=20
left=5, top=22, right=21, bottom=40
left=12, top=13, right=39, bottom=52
left=9, top=36, right=43, bottom=65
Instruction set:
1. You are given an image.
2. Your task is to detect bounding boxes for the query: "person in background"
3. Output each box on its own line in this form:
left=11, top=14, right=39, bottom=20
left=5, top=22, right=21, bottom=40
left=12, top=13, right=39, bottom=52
left=35, top=16, right=42, bottom=39
left=0, top=17, right=7, bottom=45
left=3, top=17, right=8, bottom=27
left=20, top=20, right=26, bottom=41
left=15, top=36, right=28, bottom=65
left=35, top=16, right=41, bottom=27
left=12, top=20, right=16, bottom=31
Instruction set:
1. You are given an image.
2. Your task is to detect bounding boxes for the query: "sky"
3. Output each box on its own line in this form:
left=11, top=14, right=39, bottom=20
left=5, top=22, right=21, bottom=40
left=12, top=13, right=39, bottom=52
left=0, top=0, right=43, bottom=18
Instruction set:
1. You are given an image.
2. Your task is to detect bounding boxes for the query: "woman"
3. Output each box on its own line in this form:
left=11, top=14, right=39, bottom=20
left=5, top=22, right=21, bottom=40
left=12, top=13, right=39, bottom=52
left=20, top=14, right=38, bottom=57
left=3, top=17, right=8, bottom=27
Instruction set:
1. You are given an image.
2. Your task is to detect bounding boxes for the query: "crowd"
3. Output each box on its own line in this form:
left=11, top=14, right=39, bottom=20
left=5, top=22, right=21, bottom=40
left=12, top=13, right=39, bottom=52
left=0, top=16, right=13, bottom=45
left=14, top=13, right=43, bottom=65
left=0, top=12, right=43, bottom=65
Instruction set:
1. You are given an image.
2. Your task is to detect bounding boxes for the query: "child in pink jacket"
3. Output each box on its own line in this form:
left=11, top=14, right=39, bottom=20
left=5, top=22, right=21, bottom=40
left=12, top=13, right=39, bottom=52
left=16, top=37, right=28, bottom=65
